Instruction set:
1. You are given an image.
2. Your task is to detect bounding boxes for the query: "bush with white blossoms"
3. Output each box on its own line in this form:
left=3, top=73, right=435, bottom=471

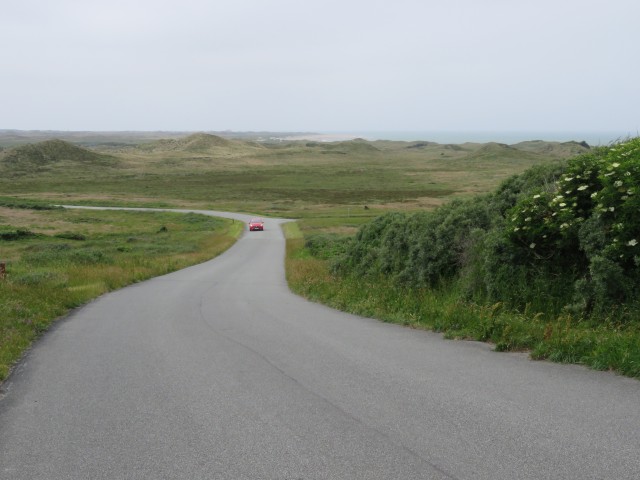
left=505, top=137, right=640, bottom=314
left=594, top=137, right=640, bottom=266
left=507, top=151, right=604, bottom=265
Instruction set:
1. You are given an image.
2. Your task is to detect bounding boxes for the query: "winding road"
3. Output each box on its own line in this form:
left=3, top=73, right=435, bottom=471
left=1, top=208, right=639, bottom=479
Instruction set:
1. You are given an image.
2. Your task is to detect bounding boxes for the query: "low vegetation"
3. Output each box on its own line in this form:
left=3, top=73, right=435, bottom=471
left=2, top=130, right=635, bottom=380
left=0, top=207, right=241, bottom=381
left=0, top=132, right=588, bottom=218
left=287, top=138, right=640, bottom=378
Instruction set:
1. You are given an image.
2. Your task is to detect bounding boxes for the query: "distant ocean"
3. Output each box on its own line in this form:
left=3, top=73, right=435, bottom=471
left=322, top=131, right=637, bottom=146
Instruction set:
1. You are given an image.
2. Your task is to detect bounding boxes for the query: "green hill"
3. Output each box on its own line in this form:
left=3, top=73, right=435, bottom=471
left=134, top=133, right=261, bottom=154
left=512, top=140, right=590, bottom=157
left=0, top=139, right=119, bottom=175
left=305, top=139, right=381, bottom=155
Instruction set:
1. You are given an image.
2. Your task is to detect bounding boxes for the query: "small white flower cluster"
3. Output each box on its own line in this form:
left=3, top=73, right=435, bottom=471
left=509, top=138, right=640, bottom=260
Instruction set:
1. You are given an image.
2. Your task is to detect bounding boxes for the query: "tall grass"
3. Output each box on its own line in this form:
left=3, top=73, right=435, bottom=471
left=0, top=209, right=242, bottom=381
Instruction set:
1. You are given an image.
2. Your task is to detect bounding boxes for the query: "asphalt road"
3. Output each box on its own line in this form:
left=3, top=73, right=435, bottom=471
left=1, top=208, right=639, bottom=479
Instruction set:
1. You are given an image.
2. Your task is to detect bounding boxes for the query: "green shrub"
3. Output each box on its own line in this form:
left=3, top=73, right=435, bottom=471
left=334, top=198, right=495, bottom=288
left=0, top=229, right=38, bottom=241
left=331, top=137, right=640, bottom=323
left=503, top=138, right=640, bottom=317
left=54, top=232, right=87, bottom=241
left=304, top=233, right=352, bottom=260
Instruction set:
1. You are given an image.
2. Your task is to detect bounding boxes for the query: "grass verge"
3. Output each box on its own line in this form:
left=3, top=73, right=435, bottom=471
left=0, top=208, right=243, bottom=382
left=283, top=226, right=640, bottom=379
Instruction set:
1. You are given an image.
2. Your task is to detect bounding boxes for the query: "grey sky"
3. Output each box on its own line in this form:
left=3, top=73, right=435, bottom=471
left=2, top=0, right=638, bottom=135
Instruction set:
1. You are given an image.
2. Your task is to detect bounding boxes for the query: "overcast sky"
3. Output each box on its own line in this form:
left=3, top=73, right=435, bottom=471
left=1, top=0, right=638, bottom=137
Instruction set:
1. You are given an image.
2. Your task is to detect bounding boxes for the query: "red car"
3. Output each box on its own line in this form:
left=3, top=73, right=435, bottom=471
left=248, top=218, right=264, bottom=231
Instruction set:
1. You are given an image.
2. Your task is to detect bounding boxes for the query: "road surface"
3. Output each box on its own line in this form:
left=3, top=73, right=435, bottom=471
left=1, top=208, right=639, bottom=479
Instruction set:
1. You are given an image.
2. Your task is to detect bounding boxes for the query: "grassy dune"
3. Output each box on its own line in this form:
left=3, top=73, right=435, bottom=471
left=0, top=133, right=587, bottom=218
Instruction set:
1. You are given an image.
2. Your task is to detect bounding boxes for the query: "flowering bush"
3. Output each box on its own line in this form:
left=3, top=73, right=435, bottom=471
left=506, top=138, right=640, bottom=314
left=594, top=138, right=640, bottom=267
left=507, top=151, right=603, bottom=265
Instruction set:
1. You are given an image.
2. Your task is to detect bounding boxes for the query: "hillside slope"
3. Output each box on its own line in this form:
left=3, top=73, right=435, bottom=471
left=133, top=133, right=264, bottom=155
left=0, top=139, right=119, bottom=175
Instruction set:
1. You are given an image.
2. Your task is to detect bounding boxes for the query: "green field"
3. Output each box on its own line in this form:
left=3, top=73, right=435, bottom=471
left=0, top=132, right=588, bottom=219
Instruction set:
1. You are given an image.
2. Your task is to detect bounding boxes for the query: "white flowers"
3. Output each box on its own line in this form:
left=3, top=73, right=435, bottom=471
left=577, top=185, right=588, bottom=191
left=533, top=194, right=541, bottom=199
left=529, top=243, right=536, bottom=249
left=614, top=180, right=624, bottom=187
left=628, top=239, right=638, bottom=247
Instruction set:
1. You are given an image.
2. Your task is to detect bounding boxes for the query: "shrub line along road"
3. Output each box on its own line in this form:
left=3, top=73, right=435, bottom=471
left=1, top=207, right=639, bottom=479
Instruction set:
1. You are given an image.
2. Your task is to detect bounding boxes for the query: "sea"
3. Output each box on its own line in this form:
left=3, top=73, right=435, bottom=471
left=318, top=130, right=637, bottom=146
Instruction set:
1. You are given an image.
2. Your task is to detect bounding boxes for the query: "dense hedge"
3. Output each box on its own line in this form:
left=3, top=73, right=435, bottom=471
left=332, top=138, right=640, bottom=322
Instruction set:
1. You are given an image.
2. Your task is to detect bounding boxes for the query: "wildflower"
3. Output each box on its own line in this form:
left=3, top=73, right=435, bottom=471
left=609, top=207, right=615, bottom=212
left=577, top=185, right=588, bottom=191
left=565, top=190, right=572, bottom=195
left=513, top=227, right=520, bottom=232
left=533, top=194, right=541, bottom=199
left=590, top=192, right=598, bottom=198
left=524, top=217, right=531, bottom=222
left=625, top=171, right=631, bottom=176
left=560, top=223, right=569, bottom=229
left=559, top=203, right=566, bottom=207
left=614, top=180, right=623, bottom=187
left=628, top=239, right=638, bottom=247
left=564, top=176, right=574, bottom=182
left=612, top=162, right=620, bottom=168
left=529, top=243, right=536, bottom=249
